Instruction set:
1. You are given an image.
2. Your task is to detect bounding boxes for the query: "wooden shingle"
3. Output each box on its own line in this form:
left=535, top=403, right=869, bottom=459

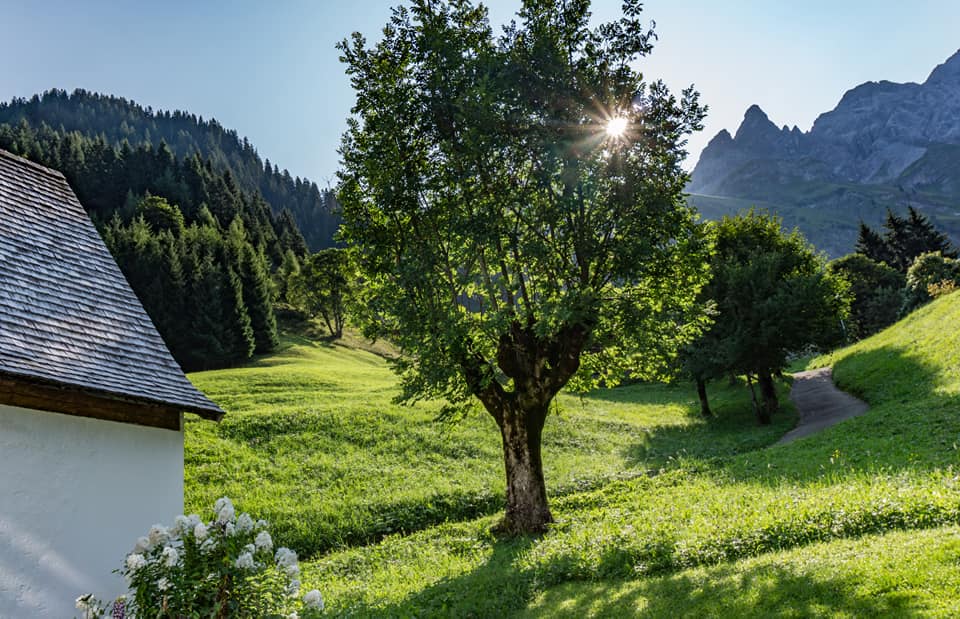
left=0, top=149, right=224, bottom=427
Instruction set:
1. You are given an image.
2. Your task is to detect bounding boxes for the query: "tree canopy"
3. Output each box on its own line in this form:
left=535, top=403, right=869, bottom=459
left=827, top=253, right=903, bottom=340
left=856, top=206, right=957, bottom=273
left=684, top=211, right=849, bottom=423
left=289, top=249, right=353, bottom=339
left=337, top=0, right=709, bottom=532
left=902, top=251, right=960, bottom=314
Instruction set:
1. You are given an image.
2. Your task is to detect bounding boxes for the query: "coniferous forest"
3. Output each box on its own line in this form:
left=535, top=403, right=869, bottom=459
left=0, top=88, right=339, bottom=250
left=0, top=89, right=338, bottom=371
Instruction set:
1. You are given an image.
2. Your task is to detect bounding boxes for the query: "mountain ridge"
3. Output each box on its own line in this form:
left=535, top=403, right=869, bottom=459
left=690, top=49, right=960, bottom=256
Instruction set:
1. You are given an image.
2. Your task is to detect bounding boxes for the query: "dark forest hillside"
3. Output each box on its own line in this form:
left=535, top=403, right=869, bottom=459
left=0, top=90, right=334, bottom=372
left=0, top=88, right=339, bottom=250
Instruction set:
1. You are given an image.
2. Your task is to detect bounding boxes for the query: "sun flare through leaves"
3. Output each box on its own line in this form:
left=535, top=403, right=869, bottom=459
left=606, top=116, right=629, bottom=138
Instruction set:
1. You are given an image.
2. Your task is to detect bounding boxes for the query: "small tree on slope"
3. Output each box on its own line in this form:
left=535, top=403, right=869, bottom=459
left=686, top=211, right=849, bottom=424
left=337, top=0, right=710, bottom=533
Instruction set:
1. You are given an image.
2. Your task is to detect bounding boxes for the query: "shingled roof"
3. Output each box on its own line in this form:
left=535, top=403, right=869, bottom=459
left=0, top=149, right=223, bottom=428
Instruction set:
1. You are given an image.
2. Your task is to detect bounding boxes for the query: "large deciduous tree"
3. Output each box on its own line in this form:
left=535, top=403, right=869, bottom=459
left=337, top=0, right=709, bottom=533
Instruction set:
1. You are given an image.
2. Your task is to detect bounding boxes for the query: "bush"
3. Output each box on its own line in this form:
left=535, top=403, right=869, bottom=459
left=76, top=498, right=325, bottom=618
left=901, top=251, right=960, bottom=315
left=827, top=254, right=904, bottom=339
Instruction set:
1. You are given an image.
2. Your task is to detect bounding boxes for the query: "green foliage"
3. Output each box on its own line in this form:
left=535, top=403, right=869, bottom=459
left=684, top=210, right=849, bottom=419
left=0, top=88, right=339, bottom=250
left=338, top=0, right=708, bottom=406
left=274, top=249, right=302, bottom=303
left=104, top=205, right=281, bottom=371
left=828, top=253, right=904, bottom=339
left=857, top=206, right=958, bottom=273
left=901, top=250, right=960, bottom=314
left=229, top=219, right=280, bottom=353
left=137, top=194, right=185, bottom=236
left=288, top=249, right=353, bottom=338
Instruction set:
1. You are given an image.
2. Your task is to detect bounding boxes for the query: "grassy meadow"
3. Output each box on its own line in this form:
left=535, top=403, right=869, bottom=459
left=185, top=292, right=960, bottom=616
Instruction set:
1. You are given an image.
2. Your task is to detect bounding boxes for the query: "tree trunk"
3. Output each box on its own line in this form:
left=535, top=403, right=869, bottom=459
left=758, top=371, right=779, bottom=416
left=696, top=378, right=712, bottom=418
left=746, top=374, right=770, bottom=425
left=462, top=319, right=592, bottom=535
left=334, top=310, right=345, bottom=339
left=495, top=402, right=552, bottom=534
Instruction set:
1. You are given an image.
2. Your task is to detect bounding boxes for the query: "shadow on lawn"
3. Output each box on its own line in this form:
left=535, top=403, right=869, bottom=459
left=365, top=538, right=920, bottom=618
left=521, top=561, right=922, bottom=618
left=368, top=537, right=538, bottom=618
left=723, top=345, right=960, bottom=484
left=589, top=378, right=797, bottom=472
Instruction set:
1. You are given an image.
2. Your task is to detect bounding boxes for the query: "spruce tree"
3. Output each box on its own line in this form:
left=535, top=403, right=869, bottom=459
left=227, top=218, right=279, bottom=353
left=855, top=221, right=892, bottom=266
left=905, top=205, right=957, bottom=260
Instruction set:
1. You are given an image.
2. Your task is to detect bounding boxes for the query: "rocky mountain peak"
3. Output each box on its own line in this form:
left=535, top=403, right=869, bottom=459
left=925, top=48, right=960, bottom=85
left=688, top=49, right=960, bottom=257
left=734, top=104, right=775, bottom=140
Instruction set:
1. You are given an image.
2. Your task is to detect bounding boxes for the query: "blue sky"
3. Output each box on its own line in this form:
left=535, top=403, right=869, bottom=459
left=3, top=1, right=959, bottom=183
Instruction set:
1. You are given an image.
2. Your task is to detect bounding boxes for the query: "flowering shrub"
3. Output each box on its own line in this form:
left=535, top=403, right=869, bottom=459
left=76, top=497, right=324, bottom=618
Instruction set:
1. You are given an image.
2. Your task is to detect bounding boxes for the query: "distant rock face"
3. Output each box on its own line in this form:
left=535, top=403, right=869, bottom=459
left=689, top=50, right=960, bottom=256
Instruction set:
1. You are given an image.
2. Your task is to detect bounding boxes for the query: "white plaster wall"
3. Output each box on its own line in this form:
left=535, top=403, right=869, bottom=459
left=0, top=404, right=184, bottom=618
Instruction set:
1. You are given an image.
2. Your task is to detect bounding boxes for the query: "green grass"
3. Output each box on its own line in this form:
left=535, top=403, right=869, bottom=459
left=185, top=333, right=793, bottom=559
left=183, top=293, right=960, bottom=616
left=520, top=525, right=960, bottom=618
left=296, top=297, right=960, bottom=616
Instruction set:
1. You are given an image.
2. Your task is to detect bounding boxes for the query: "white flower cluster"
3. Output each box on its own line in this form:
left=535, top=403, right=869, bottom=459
left=303, top=588, right=324, bottom=611
left=214, top=496, right=235, bottom=524
left=125, top=553, right=147, bottom=573
left=94, top=497, right=326, bottom=617
left=235, top=551, right=256, bottom=570
left=74, top=593, right=99, bottom=618
left=256, top=530, right=273, bottom=552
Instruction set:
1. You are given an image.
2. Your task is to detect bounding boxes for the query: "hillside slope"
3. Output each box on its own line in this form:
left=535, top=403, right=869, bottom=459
left=291, top=292, right=960, bottom=616
left=689, top=50, right=960, bottom=257
left=0, top=89, right=339, bottom=249
left=185, top=334, right=792, bottom=560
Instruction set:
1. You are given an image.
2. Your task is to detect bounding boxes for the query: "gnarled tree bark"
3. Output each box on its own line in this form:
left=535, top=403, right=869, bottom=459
left=462, top=319, right=590, bottom=534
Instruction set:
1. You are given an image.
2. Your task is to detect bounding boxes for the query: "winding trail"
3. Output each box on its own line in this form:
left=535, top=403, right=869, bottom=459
left=777, top=367, right=869, bottom=445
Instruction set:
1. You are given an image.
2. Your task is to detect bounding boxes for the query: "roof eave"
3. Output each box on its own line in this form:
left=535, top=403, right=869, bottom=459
left=0, top=371, right=224, bottom=430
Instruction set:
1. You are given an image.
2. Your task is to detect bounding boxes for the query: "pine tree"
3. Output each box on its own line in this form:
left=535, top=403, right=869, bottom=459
left=855, top=221, right=892, bottom=266
left=905, top=206, right=958, bottom=260
left=227, top=218, right=278, bottom=353
left=857, top=207, right=958, bottom=273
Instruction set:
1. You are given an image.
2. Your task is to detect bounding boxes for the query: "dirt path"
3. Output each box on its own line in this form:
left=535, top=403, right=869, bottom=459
left=776, top=367, right=869, bottom=445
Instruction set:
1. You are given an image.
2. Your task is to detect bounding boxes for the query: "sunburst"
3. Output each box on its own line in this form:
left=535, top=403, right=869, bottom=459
left=605, top=116, right=629, bottom=138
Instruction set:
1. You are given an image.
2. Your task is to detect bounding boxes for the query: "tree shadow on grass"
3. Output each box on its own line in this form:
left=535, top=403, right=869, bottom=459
left=364, top=536, right=538, bottom=618
left=722, top=345, right=960, bottom=485
left=354, top=537, right=921, bottom=618
left=585, top=379, right=798, bottom=472
left=520, top=561, right=922, bottom=618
